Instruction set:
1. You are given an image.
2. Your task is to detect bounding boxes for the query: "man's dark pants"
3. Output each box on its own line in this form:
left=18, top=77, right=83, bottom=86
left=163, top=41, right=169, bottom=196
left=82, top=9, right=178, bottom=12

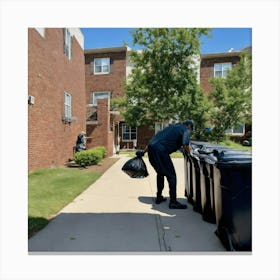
left=148, top=143, right=177, bottom=201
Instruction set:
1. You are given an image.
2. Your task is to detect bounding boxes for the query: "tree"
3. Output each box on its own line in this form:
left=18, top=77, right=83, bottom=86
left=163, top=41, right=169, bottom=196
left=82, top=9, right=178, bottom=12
left=114, top=28, right=211, bottom=132
left=207, top=53, right=252, bottom=142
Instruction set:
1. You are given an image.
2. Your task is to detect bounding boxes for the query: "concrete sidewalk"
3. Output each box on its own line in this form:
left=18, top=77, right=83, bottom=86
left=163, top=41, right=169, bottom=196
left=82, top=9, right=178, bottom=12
left=28, top=155, right=225, bottom=253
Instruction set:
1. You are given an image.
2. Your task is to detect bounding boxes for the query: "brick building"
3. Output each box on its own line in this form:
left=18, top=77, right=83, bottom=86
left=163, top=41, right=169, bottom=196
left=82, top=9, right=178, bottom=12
left=28, top=28, right=86, bottom=170
left=84, top=46, right=252, bottom=153
left=200, top=46, right=251, bottom=135
left=200, top=51, right=241, bottom=95
left=29, top=31, right=251, bottom=170
left=84, top=46, right=154, bottom=154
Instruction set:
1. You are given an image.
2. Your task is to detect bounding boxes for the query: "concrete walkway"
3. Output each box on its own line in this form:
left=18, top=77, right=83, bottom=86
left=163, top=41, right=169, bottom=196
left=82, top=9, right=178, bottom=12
left=28, top=155, right=225, bottom=253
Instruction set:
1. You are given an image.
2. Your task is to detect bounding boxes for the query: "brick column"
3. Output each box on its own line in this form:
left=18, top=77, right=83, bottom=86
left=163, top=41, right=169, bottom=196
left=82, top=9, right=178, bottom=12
left=86, top=98, right=114, bottom=156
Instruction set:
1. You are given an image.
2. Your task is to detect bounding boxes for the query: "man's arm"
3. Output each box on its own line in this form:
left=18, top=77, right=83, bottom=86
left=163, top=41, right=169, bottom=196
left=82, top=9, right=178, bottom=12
left=182, top=129, right=191, bottom=154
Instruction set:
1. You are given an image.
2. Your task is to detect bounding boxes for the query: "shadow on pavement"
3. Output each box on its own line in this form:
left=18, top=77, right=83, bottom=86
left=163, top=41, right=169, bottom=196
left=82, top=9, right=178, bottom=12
left=138, top=196, right=189, bottom=215
left=29, top=211, right=225, bottom=253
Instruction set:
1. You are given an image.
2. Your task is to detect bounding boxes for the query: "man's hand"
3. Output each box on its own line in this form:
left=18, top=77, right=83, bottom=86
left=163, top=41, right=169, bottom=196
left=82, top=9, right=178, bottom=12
left=136, top=150, right=145, bottom=157
left=183, top=145, right=192, bottom=155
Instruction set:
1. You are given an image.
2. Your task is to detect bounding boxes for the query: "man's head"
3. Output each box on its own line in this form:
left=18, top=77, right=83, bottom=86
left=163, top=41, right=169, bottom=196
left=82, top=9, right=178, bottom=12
left=183, top=120, right=194, bottom=131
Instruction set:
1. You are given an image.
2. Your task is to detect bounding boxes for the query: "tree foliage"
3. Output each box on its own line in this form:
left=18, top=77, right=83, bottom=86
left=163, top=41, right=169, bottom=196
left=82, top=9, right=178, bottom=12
left=207, top=53, right=252, bottom=141
left=114, top=28, right=211, bottom=132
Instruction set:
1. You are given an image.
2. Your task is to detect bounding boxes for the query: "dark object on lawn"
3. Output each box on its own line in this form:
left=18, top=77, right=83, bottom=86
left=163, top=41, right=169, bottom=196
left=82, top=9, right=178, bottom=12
left=242, top=138, right=252, bottom=146
left=122, top=156, right=149, bottom=178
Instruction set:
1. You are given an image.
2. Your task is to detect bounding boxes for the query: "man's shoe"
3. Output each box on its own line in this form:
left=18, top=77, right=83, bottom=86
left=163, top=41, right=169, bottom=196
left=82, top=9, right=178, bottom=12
left=155, top=196, right=167, bottom=204
left=169, top=200, right=187, bottom=209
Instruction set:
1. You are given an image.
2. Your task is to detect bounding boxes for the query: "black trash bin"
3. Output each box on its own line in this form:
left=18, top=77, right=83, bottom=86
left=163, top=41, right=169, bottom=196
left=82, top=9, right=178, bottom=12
left=199, top=153, right=218, bottom=223
left=190, top=151, right=203, bottom=213
left=213, top=153, right=252, bottom=251
left=186, top=141, right=224, bottom=216
left=188, top=143, right=208, bottom=213
left=199, top=145, right=250, bottom=225
left=184, top=142, right=203, bottom=204
left=184, top=153, right=194, bottom=204
left=191, top=142, right=225, bottom=223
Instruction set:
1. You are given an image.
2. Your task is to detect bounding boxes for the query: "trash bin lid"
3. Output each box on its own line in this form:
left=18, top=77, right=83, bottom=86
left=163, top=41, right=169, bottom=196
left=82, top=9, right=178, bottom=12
left=216, top=159, right=252, bottom=170
left=217, top=154, right=252, bottom=162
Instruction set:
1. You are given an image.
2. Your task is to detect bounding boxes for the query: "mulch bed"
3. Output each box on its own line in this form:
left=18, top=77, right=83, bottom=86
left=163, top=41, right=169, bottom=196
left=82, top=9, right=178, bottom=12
left=66, top=157, right=120, bottom=174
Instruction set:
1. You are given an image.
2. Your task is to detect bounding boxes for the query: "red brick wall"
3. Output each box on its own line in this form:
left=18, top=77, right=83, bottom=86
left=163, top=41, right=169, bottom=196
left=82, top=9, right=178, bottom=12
left=84, top=50, right=127, bottom=155
left=86, top=99, right=114, bottom=156
left=138, top=124, right=155, bottom=148
left=119, top=122, right=154, bottom=149
left=200, top=55, right=240, bottom=95
left=84, top=51, right=126, bottom=102
left=28, top=28, right=86, bottom=171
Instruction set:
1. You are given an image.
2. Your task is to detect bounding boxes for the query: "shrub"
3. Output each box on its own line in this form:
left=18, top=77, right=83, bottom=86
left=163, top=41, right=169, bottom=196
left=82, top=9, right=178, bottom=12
left=73, top=148, right=103, bottom=167
left=93, top=146, right=106, bottom=158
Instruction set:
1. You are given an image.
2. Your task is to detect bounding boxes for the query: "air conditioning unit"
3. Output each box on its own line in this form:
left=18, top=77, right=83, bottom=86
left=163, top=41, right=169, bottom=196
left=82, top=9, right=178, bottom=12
left=28, top=95, right=35, bottom=105
left=62, top=116, right=77, bottom=123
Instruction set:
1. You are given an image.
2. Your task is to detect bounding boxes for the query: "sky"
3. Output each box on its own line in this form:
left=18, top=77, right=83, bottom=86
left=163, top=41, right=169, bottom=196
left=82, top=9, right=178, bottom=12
left=81, top=28, right=252, bottom=54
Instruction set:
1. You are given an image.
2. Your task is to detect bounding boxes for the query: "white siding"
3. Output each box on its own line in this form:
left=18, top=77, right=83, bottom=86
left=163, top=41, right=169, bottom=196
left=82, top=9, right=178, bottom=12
left=35, top=28, right=45, bottom=37
left=67, top=28, right=84, bottom=50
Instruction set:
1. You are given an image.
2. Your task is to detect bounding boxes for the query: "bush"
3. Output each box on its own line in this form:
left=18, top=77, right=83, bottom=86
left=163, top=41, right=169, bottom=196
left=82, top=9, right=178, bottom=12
left=93, top=146, right=106, bottom=158
left=74, top=148, right=104, bottom=167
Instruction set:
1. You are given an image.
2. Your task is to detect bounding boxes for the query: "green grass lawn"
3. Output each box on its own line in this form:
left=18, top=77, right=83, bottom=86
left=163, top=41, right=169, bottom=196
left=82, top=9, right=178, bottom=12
left=119, top=150, right=184, bottom=158
left=28, top=168, right=101, bottom=238
left=217, top=140, right=252, bottom=151
left=119, top=140, right=251, bottom=159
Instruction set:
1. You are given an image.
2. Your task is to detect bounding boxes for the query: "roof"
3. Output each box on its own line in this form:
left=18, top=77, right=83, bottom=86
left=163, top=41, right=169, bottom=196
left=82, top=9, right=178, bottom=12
left=239, top=45, right=252, bottom=53
left=84, top=46, right=131, bottom=54
left=201, top=45, right=252, bottom=59
left=201, top=51, right=241, bottom=59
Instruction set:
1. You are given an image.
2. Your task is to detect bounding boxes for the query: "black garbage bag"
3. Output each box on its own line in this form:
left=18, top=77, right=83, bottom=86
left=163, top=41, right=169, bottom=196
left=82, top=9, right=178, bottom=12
left=122, top=156, right=149, bottom=178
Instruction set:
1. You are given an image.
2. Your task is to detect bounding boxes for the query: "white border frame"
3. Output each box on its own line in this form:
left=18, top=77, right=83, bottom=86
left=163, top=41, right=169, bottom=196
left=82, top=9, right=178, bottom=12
left=1, top=0, right=280, bottom=280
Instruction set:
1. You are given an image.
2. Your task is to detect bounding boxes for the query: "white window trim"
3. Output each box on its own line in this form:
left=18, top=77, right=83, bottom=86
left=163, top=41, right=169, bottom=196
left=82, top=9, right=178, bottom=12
left=93, top=58, right=110, bottom=75
left=225, top=124, right=245, bottom=136
left=64, top=92, right=72, bottom=119
left=90, top=91, right=110, bottom=106
left=122, top=124, right=137, bottom=142
left=64, top=28, right=72, bottom=60
left=214, top=62, right=232, bottom=78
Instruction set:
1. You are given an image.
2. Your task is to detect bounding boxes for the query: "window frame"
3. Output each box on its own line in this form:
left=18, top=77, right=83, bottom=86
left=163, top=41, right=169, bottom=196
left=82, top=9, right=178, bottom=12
left=214, top=62, right=232, bottom=78
left=64, top=92, right=72, bottom=119
left=225, top=123, right=245, bottom=135
left=93, top=57, right=110, bottom=74
left=121, top=124, right=137, bottom=142
left=91, top=91, right=110, bottom=106
left=64, top=28, right=72, bottom=60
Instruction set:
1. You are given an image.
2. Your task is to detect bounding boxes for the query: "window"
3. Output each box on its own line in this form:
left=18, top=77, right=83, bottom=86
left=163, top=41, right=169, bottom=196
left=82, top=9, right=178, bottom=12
left=226, top=124, right=245, bottom=135
left=155, top=122, right=170, bottom=134
left=64, top=28, right=72, bottom=60
left=64, top=92, right=72, bottom=119
left=91, top=92, right=110, bottom=106
left=214, top=62, right=232, bottom=77
left=122, top=124, right=137, bottom=141
left=94, top=58, right=110, bottom=74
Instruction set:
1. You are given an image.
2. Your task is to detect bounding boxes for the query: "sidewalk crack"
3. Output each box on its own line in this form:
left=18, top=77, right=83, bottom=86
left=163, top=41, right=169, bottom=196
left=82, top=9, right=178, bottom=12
left=155, top=214, right=171, bottom=252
